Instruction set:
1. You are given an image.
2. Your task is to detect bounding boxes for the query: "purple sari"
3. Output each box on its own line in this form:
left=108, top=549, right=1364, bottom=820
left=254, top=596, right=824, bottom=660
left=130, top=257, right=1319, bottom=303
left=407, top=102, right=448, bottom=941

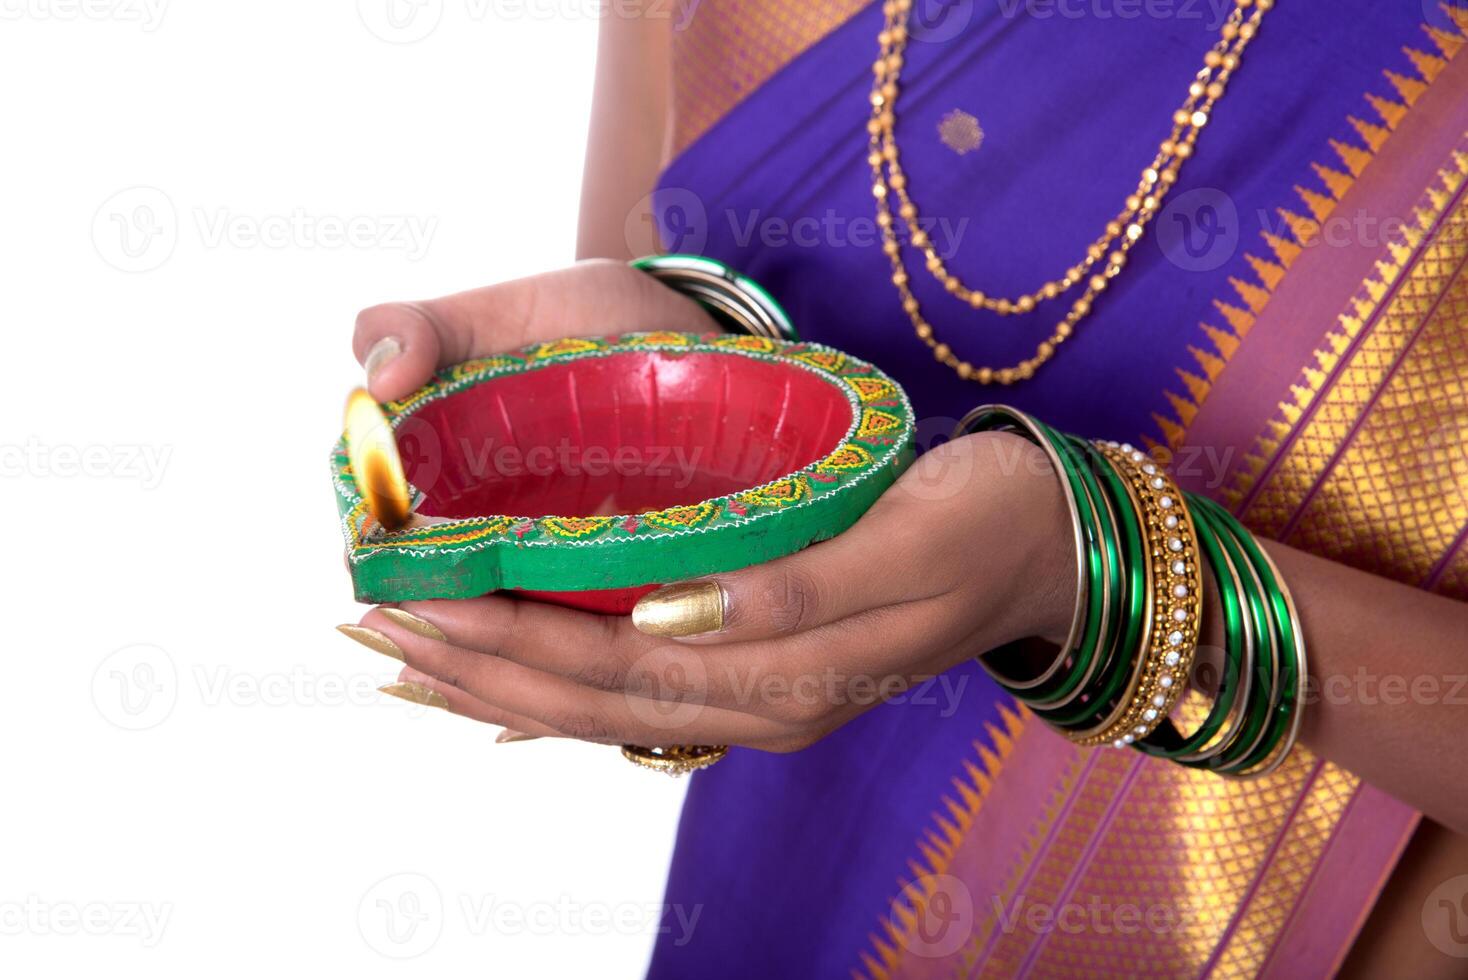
left=646, top=2, right=1468, bottom=975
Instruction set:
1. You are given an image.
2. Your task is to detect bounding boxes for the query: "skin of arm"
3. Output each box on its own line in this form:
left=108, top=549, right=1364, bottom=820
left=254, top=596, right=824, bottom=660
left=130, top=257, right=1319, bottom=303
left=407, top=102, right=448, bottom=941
left=576, top=11, right=672, bottom=261
left=1191, top=539, right=1468, bottom=833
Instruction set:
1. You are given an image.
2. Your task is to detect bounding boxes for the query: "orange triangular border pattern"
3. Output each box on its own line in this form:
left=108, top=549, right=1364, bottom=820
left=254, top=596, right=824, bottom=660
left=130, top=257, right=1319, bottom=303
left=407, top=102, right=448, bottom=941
left=1148, top=7, right=1468, bottom=466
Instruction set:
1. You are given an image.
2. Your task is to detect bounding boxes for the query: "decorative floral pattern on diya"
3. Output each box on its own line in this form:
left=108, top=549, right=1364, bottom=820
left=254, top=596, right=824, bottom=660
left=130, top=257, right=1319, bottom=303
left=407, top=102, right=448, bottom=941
left=330, top=332, right=915, bottom=604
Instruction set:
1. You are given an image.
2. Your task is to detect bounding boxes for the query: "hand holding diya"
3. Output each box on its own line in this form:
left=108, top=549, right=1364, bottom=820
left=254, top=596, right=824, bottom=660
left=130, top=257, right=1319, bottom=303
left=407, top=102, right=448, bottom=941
left=334, top=270, right=916, bottom=775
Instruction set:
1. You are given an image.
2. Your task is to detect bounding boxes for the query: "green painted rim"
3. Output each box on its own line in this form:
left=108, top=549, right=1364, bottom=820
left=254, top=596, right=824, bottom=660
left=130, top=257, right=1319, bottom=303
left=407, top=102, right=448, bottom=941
left=331, top=332, right=915, bottom=602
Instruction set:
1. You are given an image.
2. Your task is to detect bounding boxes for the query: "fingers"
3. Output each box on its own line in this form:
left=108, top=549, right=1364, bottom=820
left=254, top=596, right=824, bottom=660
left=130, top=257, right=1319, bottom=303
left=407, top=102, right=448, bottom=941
left=342, top=582, right=969, bottom=749
left=353, top=259, right=717, bottom=401
left=359, top=606, right=789, bottom=748
left=373, top=598, right=760, bottom=704
left=629, top=496, right=942, bottom=645
left=387, top=666, right=562, bottom=741
left=358, top=588, right=966, bottom=736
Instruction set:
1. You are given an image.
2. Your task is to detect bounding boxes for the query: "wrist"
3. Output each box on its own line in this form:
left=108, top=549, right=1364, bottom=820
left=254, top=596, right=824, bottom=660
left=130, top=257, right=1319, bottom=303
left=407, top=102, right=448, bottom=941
left=630, top=254, right=797, bottom=341
left=978, top=431, right=1080, bottom=648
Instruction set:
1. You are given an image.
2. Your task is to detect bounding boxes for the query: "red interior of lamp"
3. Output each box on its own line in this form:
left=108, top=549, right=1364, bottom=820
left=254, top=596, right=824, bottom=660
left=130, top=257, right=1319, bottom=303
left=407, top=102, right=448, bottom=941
left=399, top=349, right=854, bottom=613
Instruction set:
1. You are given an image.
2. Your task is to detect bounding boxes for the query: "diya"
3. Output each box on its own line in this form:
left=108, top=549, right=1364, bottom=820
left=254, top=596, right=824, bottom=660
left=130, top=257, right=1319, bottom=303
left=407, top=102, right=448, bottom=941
left=332, top=329, right=915, bottom=772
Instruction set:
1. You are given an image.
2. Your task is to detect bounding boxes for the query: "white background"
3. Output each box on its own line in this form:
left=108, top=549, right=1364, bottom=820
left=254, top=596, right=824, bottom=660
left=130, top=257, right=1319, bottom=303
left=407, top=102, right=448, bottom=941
left=0, top=2, right=689, bottom=976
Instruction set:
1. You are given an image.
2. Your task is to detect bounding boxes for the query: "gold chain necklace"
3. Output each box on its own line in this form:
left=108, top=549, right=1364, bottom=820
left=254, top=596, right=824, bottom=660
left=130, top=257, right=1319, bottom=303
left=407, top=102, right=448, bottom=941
left=868, top=0, right=1273, bottom=385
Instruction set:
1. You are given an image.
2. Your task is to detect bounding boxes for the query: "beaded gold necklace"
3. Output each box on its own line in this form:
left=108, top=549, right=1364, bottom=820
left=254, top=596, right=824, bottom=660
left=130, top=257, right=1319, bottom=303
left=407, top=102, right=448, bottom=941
left=867, top=0, right=1273, bottom=385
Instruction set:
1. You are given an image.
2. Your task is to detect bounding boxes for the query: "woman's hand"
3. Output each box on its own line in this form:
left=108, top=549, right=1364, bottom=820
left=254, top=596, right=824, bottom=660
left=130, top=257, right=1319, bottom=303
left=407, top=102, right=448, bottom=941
left=352, top=259, right=718, bottom=401
left=348, top=431, right=1079, bottom=752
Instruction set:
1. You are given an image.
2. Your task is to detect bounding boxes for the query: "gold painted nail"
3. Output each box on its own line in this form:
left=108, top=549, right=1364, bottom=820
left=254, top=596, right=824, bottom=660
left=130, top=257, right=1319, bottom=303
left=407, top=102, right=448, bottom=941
left=379, top=681, right=448, bottom=709
left=377, top=607, right=446, bottom=641
left=336, top=624, right=404, bottom=662
left=495, top=728, right=540, bottom=744
left=631, top=581, right=725, bottom=638
left=364, top=335, right=402, bottom=382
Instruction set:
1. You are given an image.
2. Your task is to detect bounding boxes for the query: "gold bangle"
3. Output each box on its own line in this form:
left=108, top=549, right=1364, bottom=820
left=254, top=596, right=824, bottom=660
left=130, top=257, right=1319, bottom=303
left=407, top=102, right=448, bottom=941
left=1074, top=443, right=1204, bottom=749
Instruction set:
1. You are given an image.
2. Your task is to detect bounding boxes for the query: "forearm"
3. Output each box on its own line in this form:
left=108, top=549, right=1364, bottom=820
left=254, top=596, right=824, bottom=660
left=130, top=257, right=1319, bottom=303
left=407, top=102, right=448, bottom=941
left=1194, top=539, right=1468, bottom=831
left=577, top=16, right=670, bottom=260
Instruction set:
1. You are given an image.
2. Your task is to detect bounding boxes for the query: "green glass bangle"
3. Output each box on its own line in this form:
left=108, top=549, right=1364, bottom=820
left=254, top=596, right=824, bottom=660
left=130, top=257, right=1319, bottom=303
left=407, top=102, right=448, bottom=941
left=1038, top=435, right=1145, bottom=724
left=1234, top=539, right=1308, bottom=777
left=1141, top=502, right=1249, bottom=760
left=1194, top=497, right=1303, bottom=776
left=630, top=253, right=798, bottom=341
left=1067, top=436, right=1147, bottom=720
left=1186, top=496, right=1290, bottom=774
left=955, top=406, right=1094, bottom=693
left=1187, top=495, right=1277, bottom=772
left=1050, top=439, right=1167, bottom=734
left=1017, top=424, right=1122, bottom=708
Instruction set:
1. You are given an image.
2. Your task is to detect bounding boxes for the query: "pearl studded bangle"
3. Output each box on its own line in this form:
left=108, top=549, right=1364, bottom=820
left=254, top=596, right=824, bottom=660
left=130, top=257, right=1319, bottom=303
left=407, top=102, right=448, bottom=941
left=1070, top=443, right=1204, bottom=748
left=1142, top=500, right=1255, bottom=763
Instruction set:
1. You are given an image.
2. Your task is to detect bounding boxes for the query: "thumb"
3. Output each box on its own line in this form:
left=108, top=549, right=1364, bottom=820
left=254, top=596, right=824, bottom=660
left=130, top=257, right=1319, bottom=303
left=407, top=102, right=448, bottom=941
left=353, top=259, right=716, bottom=401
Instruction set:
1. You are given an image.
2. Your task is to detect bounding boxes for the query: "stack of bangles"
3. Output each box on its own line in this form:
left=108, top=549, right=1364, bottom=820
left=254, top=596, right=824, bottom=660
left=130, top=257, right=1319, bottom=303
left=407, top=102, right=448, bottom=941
left=634, top=254, right=1305, bottom=778
left=956, top=405, right=1308, bottom=779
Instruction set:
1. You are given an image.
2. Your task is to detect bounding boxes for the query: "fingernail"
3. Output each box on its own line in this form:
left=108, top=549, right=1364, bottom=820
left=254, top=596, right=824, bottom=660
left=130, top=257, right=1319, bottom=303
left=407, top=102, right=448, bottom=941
left=632, top=581, right=725, bottom=638
left=364, top=336, right=402, bottom=382
left=377, top=607, right=446, bottom=641
left=379, top=681, right=448, bottom=709
left=496, top=728, right=540, bottom=744
left=336, top=624, right=404, bottom=662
